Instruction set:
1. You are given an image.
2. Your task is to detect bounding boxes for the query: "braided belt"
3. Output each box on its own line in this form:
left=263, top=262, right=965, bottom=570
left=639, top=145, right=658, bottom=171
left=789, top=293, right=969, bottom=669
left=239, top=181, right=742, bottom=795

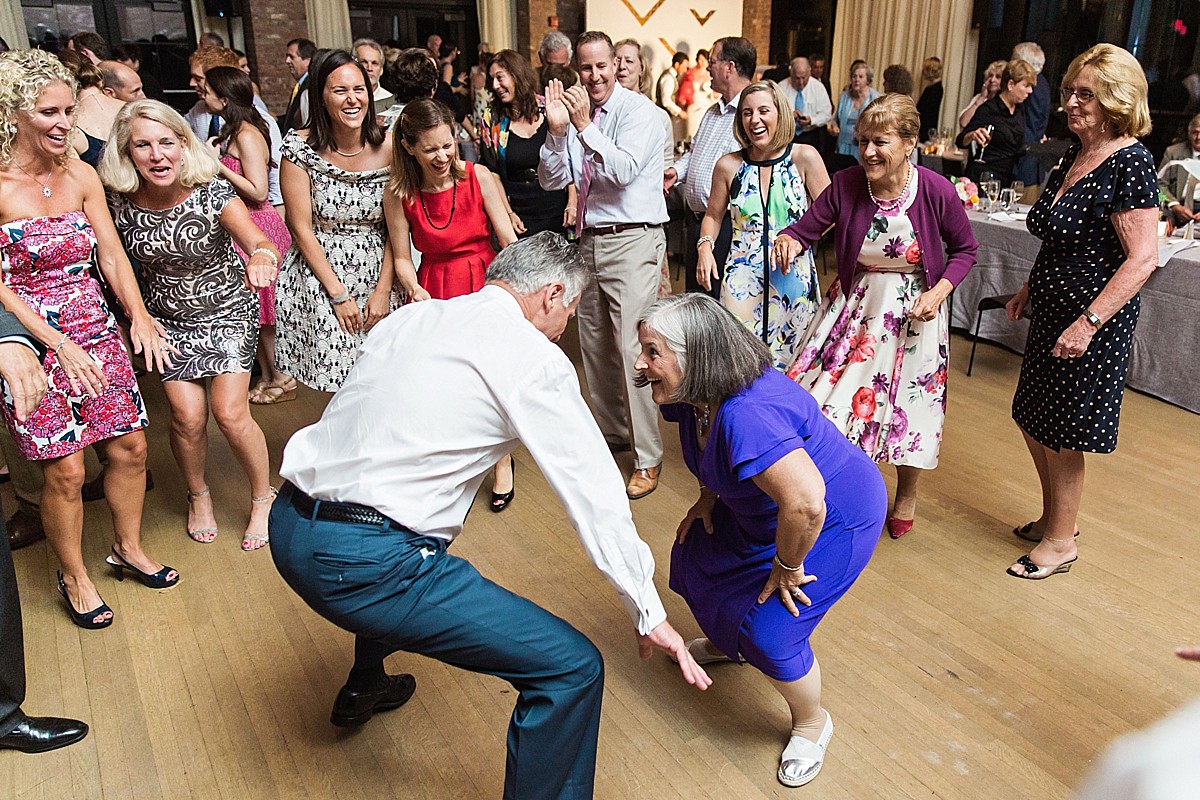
left=285, top=483, right=407, bottom=530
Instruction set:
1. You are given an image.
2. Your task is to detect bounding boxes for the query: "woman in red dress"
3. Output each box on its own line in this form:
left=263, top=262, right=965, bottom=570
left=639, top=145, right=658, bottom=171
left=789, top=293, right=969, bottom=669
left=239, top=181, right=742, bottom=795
left=384, top=97, right=518, bottom=508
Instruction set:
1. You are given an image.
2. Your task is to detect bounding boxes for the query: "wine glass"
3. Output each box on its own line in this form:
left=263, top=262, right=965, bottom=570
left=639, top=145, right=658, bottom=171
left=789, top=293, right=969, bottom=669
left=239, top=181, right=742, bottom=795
left=1010, top=180, right=1025, bottom=209
left=985, top=179, right=1001, bottom=212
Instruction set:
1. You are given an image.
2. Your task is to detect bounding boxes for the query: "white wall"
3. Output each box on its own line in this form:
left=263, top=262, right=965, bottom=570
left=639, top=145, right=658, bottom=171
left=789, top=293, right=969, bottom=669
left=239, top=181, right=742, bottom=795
left=586, top=0, right=743, bottom=74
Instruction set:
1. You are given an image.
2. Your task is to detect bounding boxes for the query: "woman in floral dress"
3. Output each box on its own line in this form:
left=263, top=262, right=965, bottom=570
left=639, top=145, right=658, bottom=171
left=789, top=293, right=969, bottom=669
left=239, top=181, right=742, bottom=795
left=774, top=94, right=978, bottom=540
left=0, top=50, right=177, bottom=629
left=201, top=66, right=295, bottom=404
left=699, top=81, right=829, bottom=369
left=275, top=50, right=396, bottom=392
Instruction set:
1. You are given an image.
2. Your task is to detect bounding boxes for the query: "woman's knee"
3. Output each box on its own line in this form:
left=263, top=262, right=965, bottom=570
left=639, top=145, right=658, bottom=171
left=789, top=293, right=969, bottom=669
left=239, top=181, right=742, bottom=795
left=43, top=455, right=87, bottom=493
left=106, top=432, right=148, bottom=468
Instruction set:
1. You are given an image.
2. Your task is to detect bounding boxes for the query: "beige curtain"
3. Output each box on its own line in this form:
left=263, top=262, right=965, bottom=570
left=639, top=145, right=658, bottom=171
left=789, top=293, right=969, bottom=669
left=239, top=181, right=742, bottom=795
left=830, top=0, right=976, bottom=133
left=304, top=0, right=353, bottom=50
left=1, top=0, right=25, bottom=49
left=478, top=0, right=517, bottom=51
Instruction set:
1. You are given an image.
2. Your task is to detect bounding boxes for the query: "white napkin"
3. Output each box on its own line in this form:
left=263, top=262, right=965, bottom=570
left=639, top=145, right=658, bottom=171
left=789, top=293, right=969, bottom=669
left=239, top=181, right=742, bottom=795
left=1158, top=239, right=1196, bottom=265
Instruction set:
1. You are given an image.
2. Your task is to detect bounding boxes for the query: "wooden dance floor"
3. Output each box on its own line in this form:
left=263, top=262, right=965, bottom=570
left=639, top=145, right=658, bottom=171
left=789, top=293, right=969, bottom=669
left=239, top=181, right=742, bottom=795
left=4, top=313, right=1198, bottom=799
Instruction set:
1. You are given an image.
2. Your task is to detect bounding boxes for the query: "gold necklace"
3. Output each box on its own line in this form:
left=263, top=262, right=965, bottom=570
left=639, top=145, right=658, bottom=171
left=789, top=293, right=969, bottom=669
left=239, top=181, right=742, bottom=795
left=333, top=141, right=366, bottom=158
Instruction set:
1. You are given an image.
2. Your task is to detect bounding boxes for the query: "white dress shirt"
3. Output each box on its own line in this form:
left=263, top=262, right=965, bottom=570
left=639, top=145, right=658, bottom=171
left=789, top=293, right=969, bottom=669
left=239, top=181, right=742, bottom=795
left=538, top=83, right=668, bottom=227
left=775, top=78, right=833, bottom=130
left=673, top=90, right=742, bottom=213
left=186, top=96, right=283, bottom=205
left=657, top=70, right=683, bottom=116
left=280, top=285, right=669, bottom=634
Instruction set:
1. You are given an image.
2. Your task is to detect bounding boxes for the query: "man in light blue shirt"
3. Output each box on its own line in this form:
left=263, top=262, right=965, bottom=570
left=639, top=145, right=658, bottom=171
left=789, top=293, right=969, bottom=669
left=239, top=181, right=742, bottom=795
left=539, top=31, right=669, bottom=499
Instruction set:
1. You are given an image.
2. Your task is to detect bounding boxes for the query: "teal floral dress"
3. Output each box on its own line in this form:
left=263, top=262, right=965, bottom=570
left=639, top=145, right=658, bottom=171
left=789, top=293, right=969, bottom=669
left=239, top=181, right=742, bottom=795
left=786, top=169, right=949, bottom=469
left=721, top=149, right=819, bottom=368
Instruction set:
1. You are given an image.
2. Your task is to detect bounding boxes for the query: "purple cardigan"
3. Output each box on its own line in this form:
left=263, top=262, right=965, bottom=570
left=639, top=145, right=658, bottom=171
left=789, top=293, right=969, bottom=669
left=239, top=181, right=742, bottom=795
left=781, top=165, right=978, bottom=297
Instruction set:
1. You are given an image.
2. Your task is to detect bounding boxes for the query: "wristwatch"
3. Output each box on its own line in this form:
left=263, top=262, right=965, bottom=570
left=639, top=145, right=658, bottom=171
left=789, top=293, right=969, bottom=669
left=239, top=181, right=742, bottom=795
left=1082, top=309, right=1102, bottom=328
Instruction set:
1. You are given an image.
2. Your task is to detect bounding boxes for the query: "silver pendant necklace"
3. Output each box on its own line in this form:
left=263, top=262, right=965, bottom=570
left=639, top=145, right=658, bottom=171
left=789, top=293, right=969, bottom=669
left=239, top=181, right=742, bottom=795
left=17, top=161, right=54, bottom=197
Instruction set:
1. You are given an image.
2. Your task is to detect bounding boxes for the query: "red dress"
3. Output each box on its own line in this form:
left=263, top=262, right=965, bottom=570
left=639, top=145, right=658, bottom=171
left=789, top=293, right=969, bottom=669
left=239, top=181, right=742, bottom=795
left=402, top=161, right=495, bottom=300
left=220, top=154, right=291, bottom=325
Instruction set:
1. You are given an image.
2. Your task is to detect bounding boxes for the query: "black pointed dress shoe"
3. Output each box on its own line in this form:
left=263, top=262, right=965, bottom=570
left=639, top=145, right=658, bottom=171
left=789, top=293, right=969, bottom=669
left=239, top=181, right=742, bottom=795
left=0, top=715, right=89, bottom=753
left=330, top=673, right=416, bottom=728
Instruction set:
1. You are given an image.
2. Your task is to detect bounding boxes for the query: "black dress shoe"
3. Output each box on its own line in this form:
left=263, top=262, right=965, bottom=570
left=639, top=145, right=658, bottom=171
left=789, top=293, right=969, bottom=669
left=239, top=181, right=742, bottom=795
left=81, top=469, right=153, bottom=503
left=606, top=441, right=631, bottom=454
left=0, top=715, right=88, bottom=753
left=330, top=673, right=416, bottom=728
left=6, top=509, right=45, bottom=550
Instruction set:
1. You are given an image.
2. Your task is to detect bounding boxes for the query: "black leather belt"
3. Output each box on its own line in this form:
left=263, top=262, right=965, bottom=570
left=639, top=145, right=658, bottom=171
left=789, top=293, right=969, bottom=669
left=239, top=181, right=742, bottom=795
left=583, top=222, right=661, bottom=236
left=284, top=482, right=408, bottom=530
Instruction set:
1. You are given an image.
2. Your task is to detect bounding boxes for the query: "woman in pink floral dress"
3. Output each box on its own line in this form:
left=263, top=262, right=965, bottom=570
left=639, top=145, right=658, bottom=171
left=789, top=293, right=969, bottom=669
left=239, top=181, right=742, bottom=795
left=0, top=50, right=178, bottom=629
left=202, top=66, right=295, bottom=404
left=774, top=95, right=977, bottom=540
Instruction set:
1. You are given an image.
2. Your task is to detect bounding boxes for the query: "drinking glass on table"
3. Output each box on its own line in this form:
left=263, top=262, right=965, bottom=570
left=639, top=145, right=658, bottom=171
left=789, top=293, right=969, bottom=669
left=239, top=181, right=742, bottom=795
left=998, top=187, right=1016, bottom=212
left=1010, top=180, right=1025, bottom=206
left=985, top=180, right=1001, bottom=212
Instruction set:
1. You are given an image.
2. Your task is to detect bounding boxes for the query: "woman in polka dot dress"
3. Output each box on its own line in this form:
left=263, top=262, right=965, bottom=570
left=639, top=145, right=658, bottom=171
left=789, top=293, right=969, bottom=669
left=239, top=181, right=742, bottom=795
left=1004, top=44, right=1158, bottom=580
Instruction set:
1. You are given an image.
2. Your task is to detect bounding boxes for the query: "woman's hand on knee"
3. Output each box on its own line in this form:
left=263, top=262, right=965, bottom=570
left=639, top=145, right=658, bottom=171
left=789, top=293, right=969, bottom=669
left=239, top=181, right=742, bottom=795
left=676, top=490, right=716, bottom=543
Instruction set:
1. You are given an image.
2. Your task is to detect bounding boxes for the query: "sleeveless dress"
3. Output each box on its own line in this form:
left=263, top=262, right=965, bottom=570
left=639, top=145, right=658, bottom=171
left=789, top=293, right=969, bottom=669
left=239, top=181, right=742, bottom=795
left=480, top=111, right=568, bottom=236
left=664, top=369, right=886, bottom=680
left=0, top=212, right=149, bottom=459
left=721, top=149, right=819, bottom=369
left=401, top=161, right=495, bottom=300
left=274, top=131, right=396, bottom=391
left=109, top=178, right=259, bottom=381
left=786, top=169, right=949, bottom=469
left=219, top=153, right=292, bottom=326
left=1013, top=142, right=1156, bottom=453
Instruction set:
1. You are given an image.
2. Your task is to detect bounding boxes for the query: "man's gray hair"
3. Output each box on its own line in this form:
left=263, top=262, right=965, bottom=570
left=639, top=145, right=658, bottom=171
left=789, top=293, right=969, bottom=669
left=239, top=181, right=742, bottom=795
left=352, top=37, right=384, bottom=59
left=1011, top=42, right=1045, bottom=74
left=486, top=232, right=588, bottom=303
left=636, top=294, right=771, bottom=405
left=540, top=30, right=572, bottom=62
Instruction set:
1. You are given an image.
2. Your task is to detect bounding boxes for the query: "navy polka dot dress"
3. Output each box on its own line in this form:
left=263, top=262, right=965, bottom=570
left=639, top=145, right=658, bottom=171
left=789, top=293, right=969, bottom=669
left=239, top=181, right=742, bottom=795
left=1012, top=142, right=1156, bottom=453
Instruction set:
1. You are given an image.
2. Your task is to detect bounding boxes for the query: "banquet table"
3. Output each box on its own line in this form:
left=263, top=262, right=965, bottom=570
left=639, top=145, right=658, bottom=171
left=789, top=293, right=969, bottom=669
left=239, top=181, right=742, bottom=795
left=951, top=211, right=1200, bottom=414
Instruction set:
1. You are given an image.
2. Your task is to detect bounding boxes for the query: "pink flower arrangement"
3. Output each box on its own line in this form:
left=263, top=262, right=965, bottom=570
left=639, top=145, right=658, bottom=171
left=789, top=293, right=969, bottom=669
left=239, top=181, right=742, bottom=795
left=950, top=177, right=979, bottom=210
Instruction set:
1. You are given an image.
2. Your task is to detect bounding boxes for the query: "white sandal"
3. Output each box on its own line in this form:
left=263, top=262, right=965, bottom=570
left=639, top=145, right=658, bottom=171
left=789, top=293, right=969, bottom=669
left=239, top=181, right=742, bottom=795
left=778, top=710, right=834, bottom=788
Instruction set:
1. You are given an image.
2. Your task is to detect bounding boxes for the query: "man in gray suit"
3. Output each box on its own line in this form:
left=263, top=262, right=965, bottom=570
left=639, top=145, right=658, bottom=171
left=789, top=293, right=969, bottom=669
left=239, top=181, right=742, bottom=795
left=1158, top=115, right=1200, bottom=226
left=0, top=311, right=89, bottom=753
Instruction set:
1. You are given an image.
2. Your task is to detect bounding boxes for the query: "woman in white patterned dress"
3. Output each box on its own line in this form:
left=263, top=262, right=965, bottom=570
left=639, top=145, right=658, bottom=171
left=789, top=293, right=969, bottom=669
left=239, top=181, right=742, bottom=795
left=275, top=50, right=397, bottom=392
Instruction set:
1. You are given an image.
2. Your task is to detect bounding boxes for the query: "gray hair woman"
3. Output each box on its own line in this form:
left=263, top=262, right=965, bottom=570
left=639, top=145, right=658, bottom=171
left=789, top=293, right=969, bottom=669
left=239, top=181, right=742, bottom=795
left=635, top=293, right=886, bottom=787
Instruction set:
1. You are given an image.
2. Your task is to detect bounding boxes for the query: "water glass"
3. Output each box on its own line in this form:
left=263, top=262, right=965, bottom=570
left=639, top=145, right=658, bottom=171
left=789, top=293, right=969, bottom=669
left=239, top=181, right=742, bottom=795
left=998, top=188, right=1016, bottom=212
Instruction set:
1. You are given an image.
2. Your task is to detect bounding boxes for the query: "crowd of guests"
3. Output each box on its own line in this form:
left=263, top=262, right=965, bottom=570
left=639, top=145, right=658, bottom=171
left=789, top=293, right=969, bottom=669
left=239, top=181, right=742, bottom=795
left=0, top=26, right=1170, bottom=797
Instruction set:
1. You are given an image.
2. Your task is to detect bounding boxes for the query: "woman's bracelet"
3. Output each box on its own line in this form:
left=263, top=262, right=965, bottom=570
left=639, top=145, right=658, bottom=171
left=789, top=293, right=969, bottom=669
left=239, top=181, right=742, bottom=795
left=329, top=288, right=351, bottom=305
left=250, top=247, right=278, bottom=268
left=774, top=553, right=804, bottom=572
left=53, top=334, right=68, bottom=355
left=697, top=235, right=715, bottom=250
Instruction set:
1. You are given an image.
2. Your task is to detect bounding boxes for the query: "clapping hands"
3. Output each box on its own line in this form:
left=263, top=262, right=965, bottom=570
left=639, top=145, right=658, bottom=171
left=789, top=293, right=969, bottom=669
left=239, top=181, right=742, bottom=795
left=544, top=80, right=593, bottom=136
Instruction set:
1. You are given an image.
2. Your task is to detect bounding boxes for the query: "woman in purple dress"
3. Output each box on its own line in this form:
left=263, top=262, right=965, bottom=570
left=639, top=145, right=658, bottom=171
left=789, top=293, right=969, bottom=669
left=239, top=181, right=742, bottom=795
left=635, top=293, right=886, bottom=788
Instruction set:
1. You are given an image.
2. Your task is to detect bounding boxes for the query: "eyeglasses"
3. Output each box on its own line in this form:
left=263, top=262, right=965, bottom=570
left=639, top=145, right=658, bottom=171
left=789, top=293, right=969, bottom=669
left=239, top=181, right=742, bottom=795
left=1060, top=87, right=1096, bottom=103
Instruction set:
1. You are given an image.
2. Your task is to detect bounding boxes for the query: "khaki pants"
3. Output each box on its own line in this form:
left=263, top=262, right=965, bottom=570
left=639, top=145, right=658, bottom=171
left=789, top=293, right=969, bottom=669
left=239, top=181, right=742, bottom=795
left=576, top=227, right=665, bottom=470
left=0, top=427, right=103, bottom=517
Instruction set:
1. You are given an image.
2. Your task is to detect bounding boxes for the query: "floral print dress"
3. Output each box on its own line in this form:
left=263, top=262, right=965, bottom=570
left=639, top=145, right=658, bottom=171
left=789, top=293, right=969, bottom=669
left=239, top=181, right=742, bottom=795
left=722, top=150, right=819, bottom=369
left=786, top=169, right=949, bottom=469
left=0, top=212, right=149, bottom=459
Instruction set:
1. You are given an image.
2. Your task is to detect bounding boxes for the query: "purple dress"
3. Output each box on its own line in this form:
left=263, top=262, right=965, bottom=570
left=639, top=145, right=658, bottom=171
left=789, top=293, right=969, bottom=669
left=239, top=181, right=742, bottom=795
left=664, top=369, right=886, bottom=681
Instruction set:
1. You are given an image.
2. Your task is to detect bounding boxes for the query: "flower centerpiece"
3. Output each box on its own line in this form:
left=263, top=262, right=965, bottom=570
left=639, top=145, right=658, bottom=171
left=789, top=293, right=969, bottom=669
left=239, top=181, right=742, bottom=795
left=949, top=176, right=979, bottom=210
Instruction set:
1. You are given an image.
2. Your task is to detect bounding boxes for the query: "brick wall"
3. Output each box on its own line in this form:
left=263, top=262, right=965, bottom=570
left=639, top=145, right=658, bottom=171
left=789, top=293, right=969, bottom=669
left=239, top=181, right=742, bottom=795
left=242, top=0, right=310, bottom=116
left=742, top=0, right=771, bottom=65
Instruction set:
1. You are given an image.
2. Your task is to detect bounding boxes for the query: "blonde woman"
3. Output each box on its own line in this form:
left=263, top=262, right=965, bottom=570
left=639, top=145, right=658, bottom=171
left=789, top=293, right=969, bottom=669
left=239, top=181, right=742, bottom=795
left=101, top=100, right=280, bottom=551
left=0, top=50, right=176, bottom=628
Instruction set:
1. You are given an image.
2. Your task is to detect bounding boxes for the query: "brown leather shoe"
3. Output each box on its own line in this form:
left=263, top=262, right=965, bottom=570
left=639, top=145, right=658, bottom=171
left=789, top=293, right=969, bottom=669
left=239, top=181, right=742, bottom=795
left=6, top=509, right=45, bottom=550
left=626, top=465, right=661, bottom=500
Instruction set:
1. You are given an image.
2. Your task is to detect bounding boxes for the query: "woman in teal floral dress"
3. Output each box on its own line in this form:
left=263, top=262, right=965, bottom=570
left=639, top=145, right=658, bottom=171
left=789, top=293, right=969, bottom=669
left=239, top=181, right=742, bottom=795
left=699, top=81, right=829, bottom=368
